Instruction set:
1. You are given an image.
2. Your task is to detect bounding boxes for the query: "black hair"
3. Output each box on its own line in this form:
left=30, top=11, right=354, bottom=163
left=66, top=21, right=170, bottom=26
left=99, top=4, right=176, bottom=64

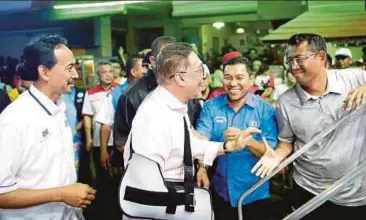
left=224, top=56, right=253, bottom=76
left=125, top=55, right=143, bottom=78
left=287, top=33, right=327, bottom=53
left=19, top=34, right=68, bottom=81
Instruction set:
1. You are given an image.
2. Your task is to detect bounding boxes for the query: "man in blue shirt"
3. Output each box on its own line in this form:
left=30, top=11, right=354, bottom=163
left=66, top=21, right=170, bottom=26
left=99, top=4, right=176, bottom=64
left=196, top=56, right=278, bottom=220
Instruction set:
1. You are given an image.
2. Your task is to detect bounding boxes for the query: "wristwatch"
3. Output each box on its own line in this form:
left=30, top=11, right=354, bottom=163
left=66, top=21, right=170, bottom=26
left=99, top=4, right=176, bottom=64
left=223, top=141, right=231, bottom=154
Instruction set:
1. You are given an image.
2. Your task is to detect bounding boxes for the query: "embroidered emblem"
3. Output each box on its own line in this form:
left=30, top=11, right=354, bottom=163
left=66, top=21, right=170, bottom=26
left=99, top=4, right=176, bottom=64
left=214, top=116, right=227, bottom=124
left=42, top=129, right=49, bottom=137
left=76, top=98, right=83, bottom=103
left=77, top=92, right=84, bottom=98
left=248, top=120, right=259, bottom=127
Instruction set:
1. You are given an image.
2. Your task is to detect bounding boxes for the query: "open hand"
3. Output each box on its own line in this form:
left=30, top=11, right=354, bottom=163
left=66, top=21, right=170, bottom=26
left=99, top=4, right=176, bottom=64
left=343, top=84, right=366, bottom=111
left=251, top=137, right=280, bottom=178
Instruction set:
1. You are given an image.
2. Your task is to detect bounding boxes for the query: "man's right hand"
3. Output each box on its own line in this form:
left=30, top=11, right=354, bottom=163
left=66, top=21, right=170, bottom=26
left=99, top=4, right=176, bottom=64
left=100, top=150, right=110, bottom=170
left=60, top=183, right=96, bottom=209
left=225, top=127, right=261, bottom=152
left=86, top=138, right=93, bottom=151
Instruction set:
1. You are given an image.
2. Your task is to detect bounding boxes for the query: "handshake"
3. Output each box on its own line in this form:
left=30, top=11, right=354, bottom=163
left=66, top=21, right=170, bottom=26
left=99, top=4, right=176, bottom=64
left=222, top=127, right=260, bottom=153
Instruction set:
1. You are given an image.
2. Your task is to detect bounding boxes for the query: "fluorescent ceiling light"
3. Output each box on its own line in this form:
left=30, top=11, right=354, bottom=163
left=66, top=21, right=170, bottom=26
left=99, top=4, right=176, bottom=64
left=54, top=1, right=151, bottom=10
left=212, top=22, right=225, bottom=29
left=236, top=28, right=245, bottom=34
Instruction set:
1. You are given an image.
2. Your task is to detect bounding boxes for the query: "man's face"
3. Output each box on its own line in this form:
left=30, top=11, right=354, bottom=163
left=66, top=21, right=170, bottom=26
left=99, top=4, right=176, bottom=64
left=47, top=45, right=78, bottom=94
left=286, top=42, right=325, bottom=86
left=111, top=62, right=122, bottom=79
left=252, top=60, right=262, bottom=73
left=131, top=58, right=146, bottom=79
left=98, top=65, right=114, bottom=85
left=182, top=52, right=205, bottom=99
left=335, top=55, right=352, bottom=69
left=223, top=64, right=253, bottom=102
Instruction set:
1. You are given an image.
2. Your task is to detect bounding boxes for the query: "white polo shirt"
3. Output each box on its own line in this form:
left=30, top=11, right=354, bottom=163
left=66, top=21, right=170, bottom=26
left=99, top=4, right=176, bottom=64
left=0, top=85, right=80, bottom=220
left=82, top=83, right=118, bottom=147
left=94, top=95, right=114, bottom=126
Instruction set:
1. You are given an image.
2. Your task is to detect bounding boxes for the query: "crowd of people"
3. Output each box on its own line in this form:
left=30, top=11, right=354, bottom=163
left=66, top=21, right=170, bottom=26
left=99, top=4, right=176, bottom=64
left=0, top=33, right=366, bottom=220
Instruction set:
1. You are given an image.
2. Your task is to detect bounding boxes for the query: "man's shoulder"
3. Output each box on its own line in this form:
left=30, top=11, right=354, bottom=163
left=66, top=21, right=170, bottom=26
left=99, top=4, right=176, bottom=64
left=126, top=73, right=155, bottom=95
left=0, top=93, right=34, bottom=124
left=276, top=86, right=298, bottom=106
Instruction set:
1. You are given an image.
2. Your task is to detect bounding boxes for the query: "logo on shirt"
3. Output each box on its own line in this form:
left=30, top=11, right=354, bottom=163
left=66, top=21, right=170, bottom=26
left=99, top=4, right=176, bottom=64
left=42, top=129, right=49, bottom=137
left=214, top=116, right=227, bottom=124
left=248, top=120, right=259, bottom=128
left=77, top=92, right=84, bottom=98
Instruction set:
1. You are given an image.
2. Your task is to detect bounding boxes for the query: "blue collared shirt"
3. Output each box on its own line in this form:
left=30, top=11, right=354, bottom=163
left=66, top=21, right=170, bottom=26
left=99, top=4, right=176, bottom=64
left=196, top=93, right=278, bottom=207
left=61, top=88, right=82, bottom=144
left=112, top=80, right=129, bottom=110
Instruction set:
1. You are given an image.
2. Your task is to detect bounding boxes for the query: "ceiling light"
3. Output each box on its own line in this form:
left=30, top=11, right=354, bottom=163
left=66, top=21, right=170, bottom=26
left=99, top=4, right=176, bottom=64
left=236, top=28, right=245, bottom=34
left=212, top=22, right=225, bottom=29
left=54, top=1, right=151, bottom=10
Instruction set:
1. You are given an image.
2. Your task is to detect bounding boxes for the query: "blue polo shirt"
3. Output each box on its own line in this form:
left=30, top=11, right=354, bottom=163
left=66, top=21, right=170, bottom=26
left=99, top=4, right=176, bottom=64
left=196, top=93, right=278, bottom=207
left=61, top=87, right=82, bottom=144
left=112, top=80, right=129, bottom=110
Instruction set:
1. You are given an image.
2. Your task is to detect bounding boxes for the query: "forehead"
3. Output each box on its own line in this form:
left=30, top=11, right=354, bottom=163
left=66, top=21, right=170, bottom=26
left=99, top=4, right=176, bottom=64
left=287, top=41, right=311, bottom=57
left=54, top=45, right=75, bottom=65
left=224, top=64, right=250, bottom=76
left=111, top=62, right=121, bottom=67
left=188, top=52, right=202, bottom=67
left=99, top=64, right=112, bottom=71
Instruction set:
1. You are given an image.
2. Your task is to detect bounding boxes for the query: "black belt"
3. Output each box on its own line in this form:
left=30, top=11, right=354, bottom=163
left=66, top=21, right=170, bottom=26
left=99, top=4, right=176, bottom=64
left=124, top=184, right=194, bottom=214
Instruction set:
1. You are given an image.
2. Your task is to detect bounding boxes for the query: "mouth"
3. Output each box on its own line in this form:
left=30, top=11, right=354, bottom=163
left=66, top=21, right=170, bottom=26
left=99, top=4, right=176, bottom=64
left=67, top=80, right=75, bottom=87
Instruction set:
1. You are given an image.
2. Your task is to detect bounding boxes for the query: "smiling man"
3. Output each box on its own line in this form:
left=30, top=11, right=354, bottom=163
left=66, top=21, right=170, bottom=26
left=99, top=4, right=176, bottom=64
left=196, top=56, right=278, bottom=220
left=0, top=35, right=96, bottom=220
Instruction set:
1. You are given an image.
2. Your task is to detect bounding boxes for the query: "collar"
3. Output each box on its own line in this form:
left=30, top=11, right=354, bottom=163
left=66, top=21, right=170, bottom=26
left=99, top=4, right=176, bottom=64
left=295, top=70, right=342, bottom=106
left=156, top=86, right=188, bottom=114
left=224, top=92, right=256, bottom=109
left=28, top=85, right=64, bottom=116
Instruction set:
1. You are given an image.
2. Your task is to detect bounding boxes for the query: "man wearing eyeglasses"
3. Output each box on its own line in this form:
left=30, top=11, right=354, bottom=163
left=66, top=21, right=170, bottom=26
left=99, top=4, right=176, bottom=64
left=252, top=33, right=366, bottom=220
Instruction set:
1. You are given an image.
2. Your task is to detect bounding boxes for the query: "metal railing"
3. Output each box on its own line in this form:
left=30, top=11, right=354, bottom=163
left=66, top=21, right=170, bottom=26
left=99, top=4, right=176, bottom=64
left=238, top=105, right=366, bottom=220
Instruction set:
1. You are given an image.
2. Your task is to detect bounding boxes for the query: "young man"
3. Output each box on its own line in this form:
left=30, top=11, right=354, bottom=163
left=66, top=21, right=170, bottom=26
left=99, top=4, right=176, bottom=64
left=123, top=43, right=260, bottom=219
left=196, top=57, right=278, bottom=220
left=0, top=35, right=95, bottom=219
left=334, top=48, right=353, bottom=69
left=81, top=61, right=119, bottom=220
left=254, top=33, right=366, bottom=220
left=110, top=58, right=126, bottom=85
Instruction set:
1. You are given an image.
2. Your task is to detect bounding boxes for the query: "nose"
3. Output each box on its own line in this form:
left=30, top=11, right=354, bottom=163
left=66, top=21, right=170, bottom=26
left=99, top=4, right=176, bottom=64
left=71, top=67, right=79, bottom=79
left=229, top=78, right=238, bottom=87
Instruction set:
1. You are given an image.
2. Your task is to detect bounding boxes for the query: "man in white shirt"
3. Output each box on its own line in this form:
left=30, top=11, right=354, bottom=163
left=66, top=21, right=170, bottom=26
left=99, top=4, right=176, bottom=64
left=123, top=43, right=260, bottom=218
left=0, top=35, right=96, bottom=220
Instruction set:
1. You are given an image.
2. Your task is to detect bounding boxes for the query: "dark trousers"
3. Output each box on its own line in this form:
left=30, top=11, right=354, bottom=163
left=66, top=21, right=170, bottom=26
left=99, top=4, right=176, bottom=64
left=290, top=181, right=366, bottom=220
left=93, top=147, right=122, bottom=220
left=212, top=187, right=271, bottom=220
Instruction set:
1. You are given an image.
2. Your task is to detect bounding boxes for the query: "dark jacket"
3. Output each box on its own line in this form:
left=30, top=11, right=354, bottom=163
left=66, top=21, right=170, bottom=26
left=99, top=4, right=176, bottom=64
left=0, top=88, right=11, bottom=114
left=113, top=70, right=202, bottom=148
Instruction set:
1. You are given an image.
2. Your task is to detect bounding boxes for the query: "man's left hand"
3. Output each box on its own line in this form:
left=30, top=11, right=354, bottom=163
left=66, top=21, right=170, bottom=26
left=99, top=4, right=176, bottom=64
left=196, top=167, right=210, bottom=189
left=343, top=84, right=366, bottom=111
left=251, top=137, right=280, bottom=178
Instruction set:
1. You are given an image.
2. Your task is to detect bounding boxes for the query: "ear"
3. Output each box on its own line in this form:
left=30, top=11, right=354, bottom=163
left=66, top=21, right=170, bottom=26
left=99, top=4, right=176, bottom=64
left=317, top=50, right=327, bottom=66
left=37, top=65, right=49, bottom=82
left=174, top=73, right=185, bottom=87
left=149, top=56, right=156, bottom=67
left=130, top=69, right=136, bottom=78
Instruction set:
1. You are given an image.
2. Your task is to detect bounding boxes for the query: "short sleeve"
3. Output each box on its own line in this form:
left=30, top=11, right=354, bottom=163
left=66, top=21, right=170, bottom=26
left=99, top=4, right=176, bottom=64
left=0, top=124, right=22, bottom=194
left=259, top=107, right=278, bottom=149
left=81, top=91, right=93, bottom=116
left=195, top=102, right=213, bottom=140
left=275, top=101, right=294, bottom=143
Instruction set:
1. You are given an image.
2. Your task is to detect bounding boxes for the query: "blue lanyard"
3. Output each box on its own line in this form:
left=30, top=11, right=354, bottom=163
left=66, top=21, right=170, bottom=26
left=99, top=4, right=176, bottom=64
left=28, top=90, right=52, bottom=116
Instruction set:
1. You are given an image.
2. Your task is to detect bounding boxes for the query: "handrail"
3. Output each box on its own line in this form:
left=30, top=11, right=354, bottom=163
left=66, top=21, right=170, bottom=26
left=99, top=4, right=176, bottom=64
left=238, top=104, right=366, bottom=220
left=283, top=159, right=366, bottom=220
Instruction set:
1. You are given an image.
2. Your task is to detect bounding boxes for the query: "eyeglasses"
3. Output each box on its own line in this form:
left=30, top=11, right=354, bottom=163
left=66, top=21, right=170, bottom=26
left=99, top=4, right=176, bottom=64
left=169, top=65, right=207, bottom=79
left=285, top=53, right=316, bottom=67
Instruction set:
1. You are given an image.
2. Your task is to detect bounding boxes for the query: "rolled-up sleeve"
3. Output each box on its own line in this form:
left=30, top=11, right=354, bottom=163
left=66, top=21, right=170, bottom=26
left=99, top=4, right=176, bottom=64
left=0, top=124, right=21, bottom=194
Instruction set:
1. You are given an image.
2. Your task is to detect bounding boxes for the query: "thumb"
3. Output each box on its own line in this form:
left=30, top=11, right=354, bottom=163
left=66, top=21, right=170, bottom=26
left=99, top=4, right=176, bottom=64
left=241, top=127, right=261, bottom=136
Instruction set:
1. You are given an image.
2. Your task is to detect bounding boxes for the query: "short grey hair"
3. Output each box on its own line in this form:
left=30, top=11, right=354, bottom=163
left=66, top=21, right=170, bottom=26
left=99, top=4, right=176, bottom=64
left=95, top=60, right=112, bottom=75
left=155, top=42, right=193, bottom=84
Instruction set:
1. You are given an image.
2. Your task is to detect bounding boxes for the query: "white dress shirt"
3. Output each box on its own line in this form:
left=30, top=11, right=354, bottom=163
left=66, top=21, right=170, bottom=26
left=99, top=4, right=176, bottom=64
left=0, top=85, right=80, bottom=220
left=123, top=86, right=220, bottom=181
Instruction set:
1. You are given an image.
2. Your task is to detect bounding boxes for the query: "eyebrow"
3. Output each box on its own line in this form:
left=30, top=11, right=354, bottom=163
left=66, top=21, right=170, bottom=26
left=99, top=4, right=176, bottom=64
left=65, top=63, right=75, bottom=70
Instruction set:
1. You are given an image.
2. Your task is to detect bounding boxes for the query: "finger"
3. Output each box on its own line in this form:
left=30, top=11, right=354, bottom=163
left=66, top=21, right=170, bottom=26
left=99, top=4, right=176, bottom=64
left=81, top=205, right=87, bottom=209
left=260, top=167, right=269, bottom=178
left=196, top=179, right=201, bottom=187
left=346, top=91, right=356, bottom=110
left=242, top=127, right=261, bottom=136
left=256, top=164, right=266, bottom=177
left=85, top=194, right=95, bottom=201
left=87, top=187, right=97, bottom=194
left=204, top=181, right=210, bottom=189
left=354, top=91, right=364, bottom=109
left=251, top=160, right=262, bottom=174
left=82, top=199, right=92, bottom=205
